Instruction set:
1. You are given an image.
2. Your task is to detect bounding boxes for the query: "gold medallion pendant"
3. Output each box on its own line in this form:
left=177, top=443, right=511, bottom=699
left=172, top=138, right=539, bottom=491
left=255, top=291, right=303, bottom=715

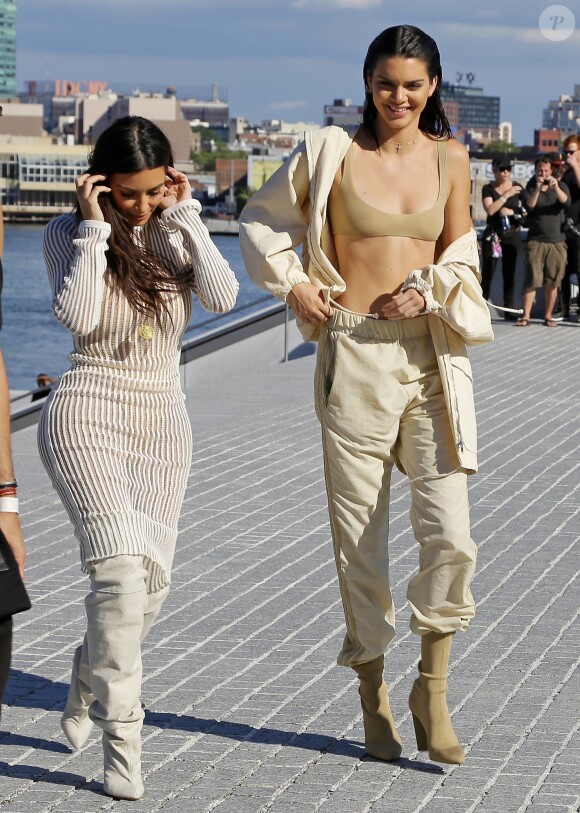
left=138, top=324, right=154, bottom=340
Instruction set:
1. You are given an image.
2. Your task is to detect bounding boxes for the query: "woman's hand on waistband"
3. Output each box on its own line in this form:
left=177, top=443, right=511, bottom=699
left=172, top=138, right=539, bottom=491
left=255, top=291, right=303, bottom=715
left=381, top=288, right=426, bottom=320
left=287, top=283, right=332, bottom=324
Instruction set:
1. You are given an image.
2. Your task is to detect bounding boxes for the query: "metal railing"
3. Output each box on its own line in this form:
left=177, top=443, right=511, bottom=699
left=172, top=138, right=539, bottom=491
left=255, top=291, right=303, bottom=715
left=10, top=301, right=293, bottom=433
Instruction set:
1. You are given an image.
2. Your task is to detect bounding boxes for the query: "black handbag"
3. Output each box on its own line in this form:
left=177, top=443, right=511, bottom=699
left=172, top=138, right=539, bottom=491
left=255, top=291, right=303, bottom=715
left=0, top=528, right=31, bottom=619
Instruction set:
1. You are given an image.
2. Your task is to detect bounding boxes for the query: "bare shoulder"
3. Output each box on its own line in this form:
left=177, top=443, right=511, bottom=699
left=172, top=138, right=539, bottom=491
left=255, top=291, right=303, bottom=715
left=444, top=138, right=470, bottom=175
left=444, top=137, right=469, bottom=161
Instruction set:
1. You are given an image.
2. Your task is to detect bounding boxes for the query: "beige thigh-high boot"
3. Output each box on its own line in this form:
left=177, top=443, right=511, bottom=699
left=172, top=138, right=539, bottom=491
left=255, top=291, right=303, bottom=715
left=85, top=555, right=149, bottom=801
left=61, top=582, right=169, bottom=751
left=353, top=656, right=402, bottom=761
left=61, top=639, right=93, bottom=749
left=408, top=632, right=464, bottom=765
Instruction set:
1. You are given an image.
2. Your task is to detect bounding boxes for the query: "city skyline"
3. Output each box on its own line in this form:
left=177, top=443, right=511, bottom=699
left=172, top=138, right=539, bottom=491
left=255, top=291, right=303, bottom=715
left=16, top=0, right=579, bottom=145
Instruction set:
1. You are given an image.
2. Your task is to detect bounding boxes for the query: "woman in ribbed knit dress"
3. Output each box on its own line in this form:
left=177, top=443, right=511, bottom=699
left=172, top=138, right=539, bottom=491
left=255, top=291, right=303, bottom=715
left=37, top=116, right=238, bottom=801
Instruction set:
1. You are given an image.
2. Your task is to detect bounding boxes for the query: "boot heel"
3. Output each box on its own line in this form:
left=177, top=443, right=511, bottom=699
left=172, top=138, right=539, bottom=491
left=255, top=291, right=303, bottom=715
left=411, top=713, right=428, bottom=751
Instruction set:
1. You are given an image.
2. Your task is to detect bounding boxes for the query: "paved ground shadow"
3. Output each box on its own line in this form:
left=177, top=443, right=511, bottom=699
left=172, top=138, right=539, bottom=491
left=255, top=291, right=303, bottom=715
left=144, top=710, right=443, bottom=774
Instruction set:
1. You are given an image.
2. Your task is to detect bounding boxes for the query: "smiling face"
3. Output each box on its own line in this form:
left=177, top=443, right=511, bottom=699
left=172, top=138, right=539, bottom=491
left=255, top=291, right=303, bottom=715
left=109, top=166, right=167, bottom=227
left=367, top=55, right=436, bottom=135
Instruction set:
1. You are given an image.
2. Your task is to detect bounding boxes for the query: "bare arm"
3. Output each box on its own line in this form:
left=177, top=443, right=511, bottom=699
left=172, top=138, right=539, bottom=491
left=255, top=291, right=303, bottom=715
left=0, top=350, right=25, bottom=579
left=440, top=141, right=473, bottom=250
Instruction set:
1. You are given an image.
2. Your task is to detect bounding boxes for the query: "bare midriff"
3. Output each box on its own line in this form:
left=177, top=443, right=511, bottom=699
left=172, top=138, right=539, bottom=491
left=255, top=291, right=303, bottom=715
left=333, top=235, right=437, bottom=316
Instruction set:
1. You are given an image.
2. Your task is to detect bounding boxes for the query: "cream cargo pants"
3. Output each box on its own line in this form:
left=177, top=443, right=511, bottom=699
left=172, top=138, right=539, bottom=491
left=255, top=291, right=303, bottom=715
left=315, top=308, right=477, bottom=667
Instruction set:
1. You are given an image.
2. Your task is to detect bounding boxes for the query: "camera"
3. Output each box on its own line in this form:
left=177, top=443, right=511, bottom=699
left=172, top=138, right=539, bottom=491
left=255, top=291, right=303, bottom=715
left=563, top=217, right=580, bottom=239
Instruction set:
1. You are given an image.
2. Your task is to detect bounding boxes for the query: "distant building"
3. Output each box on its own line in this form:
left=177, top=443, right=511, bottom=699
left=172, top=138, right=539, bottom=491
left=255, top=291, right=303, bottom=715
left=247, top=155, right=285, bottom=191
left=0, top=0, right=16, bottom=99
left=21, top=79, right=229, bottom=142
left=0, top=101, right=44, bottom=137
left=0, top=140, right=90, bottom=219
left=89, top=95, right=192, bottom=160
left=499, top=122, right=513, bottom=144
left=542, top=85, right=580, bottom=136
left=534, top=128, right=563, bottom=154
left=180, top=84, right=229, bottom=129
left=440, top=80, right=500, bottom=133
left=215, top=158, right=247, bottom=195
left=323, top=99, right=363, bottom=136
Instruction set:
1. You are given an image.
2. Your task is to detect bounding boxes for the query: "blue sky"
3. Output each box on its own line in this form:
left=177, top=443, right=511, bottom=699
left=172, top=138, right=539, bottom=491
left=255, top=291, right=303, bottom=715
left=16, top=0, right=579, bottom=144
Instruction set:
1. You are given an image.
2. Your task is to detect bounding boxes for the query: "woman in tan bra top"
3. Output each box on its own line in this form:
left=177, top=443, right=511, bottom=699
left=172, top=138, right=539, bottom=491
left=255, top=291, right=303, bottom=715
left=240, top=24, right=492, bottom=769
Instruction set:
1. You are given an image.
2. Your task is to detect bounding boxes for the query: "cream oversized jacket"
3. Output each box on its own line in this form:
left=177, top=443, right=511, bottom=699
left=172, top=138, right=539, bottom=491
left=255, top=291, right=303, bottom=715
left=239, top=126, right=493, bottom=472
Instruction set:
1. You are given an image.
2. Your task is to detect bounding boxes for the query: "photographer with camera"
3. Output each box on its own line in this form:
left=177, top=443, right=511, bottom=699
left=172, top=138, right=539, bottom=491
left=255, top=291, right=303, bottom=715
left=517, top=156, right=570, bottom=327
left=555, top=134, right=580, bottom=320
left=481, top=159, right=525, bottom=318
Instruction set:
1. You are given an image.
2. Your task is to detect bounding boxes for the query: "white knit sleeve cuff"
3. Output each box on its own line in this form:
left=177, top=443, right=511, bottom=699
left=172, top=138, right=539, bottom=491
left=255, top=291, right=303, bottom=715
left=161, top=199, right=203, bottom=221
left=79, top=220, right=112, bottom=235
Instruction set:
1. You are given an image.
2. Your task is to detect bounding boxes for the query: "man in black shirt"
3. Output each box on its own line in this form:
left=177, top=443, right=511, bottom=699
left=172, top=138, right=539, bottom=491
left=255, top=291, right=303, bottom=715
left=556, top=134, right=580, bottom=320
left=517, top=157, right=571, bottom=327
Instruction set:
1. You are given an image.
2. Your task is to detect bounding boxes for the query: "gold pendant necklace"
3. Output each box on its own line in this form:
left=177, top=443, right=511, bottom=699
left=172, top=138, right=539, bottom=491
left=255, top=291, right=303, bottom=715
left=138, top=324, right=154, bottom=340
left=138, top=320, right=154, bottom=340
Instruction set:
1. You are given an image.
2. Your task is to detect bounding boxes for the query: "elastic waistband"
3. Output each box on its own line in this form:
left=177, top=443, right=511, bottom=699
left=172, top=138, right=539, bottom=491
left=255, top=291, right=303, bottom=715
left=327, top=304, right=430, bottom=341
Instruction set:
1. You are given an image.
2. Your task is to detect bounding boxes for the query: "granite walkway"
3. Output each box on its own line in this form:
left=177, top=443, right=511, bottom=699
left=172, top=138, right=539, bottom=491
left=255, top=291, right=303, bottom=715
left=3, top=312, right=579, bottom=813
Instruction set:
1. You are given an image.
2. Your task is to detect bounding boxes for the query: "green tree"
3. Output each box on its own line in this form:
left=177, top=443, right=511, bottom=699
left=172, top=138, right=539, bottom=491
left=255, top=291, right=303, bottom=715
left=486, top=140, right=519, bottom=154
left=190, top=147, right=248, bottom=172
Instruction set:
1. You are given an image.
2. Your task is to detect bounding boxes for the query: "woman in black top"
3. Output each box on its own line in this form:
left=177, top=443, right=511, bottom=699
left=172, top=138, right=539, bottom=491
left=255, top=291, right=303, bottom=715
left=481, top=159, right=524, bottom=315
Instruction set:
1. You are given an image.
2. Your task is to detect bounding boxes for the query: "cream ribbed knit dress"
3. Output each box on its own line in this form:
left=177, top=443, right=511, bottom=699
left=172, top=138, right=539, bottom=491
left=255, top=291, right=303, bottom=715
left=38, top=200, right=239, bottom=591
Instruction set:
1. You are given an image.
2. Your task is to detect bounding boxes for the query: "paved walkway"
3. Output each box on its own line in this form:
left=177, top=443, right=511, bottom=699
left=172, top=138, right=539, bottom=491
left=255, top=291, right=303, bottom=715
left=3, top=313, right=579, bottom=813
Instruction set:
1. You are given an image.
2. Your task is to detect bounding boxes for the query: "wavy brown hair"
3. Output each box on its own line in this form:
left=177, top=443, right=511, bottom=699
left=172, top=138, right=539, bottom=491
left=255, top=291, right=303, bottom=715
left=76, top=116, right=195, bottom=321
left=362, top=25, right=452, bottom=147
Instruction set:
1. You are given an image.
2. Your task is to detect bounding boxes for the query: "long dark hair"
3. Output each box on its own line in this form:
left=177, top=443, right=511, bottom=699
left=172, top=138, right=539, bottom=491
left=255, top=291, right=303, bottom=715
left=76, top=116, right=195, bottom=320
left=361, top=25, right=452, bottom=146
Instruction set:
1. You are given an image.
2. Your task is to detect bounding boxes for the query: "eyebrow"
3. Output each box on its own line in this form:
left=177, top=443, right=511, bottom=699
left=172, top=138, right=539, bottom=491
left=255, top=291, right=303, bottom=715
left=118, top=183, right=164, bottom=193
left=375, top=75, right=426, bottom=83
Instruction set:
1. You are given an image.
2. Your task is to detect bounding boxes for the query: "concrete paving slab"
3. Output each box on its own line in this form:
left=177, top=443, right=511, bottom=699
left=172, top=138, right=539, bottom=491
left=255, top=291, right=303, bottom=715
left=3, top=314, right=580, bottom=812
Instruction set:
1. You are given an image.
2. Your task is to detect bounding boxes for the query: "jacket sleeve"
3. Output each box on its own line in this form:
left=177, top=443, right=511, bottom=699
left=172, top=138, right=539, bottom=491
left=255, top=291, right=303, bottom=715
left=43, top=215, right=111, bottom=336
left=239, top=142, right=312, bottom=301
left=161, top=200, right=239, bottom=313
left=402, top=229, right=494, bottom=346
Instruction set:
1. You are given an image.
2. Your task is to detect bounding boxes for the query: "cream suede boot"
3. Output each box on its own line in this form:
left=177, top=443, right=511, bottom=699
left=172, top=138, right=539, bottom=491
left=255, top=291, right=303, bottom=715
left=61, top=640, right=94, bottom=749
left=85, top=556, right=149, bottom=801
left=353, top=656, right=402, bottom=761
left=61, top=583, right=169, bottom=752
left=408, top=632, right=465, bottom=765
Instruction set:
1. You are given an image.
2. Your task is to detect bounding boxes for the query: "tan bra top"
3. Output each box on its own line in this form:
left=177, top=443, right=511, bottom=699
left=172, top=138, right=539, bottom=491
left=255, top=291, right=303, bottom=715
left=330, top=139, right=448, bottom=241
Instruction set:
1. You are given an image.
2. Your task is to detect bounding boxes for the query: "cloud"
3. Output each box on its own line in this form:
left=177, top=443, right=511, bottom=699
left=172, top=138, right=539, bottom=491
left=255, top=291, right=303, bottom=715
left=441, top=21, right=580, bottom=45
left=269, top=99, right=309, bottom=111
left=291, top=0, right=383, bottom=9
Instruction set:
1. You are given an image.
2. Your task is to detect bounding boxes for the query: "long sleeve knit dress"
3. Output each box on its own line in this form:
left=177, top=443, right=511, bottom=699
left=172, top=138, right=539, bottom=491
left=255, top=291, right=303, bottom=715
left=38, top=199, right=239, bottom=591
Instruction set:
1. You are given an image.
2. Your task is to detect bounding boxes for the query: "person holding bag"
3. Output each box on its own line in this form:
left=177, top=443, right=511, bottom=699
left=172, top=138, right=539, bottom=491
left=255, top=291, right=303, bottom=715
left=241, top=25, right=492, bottom=767
left=0, top=204, right=30, bottom=717
left=481, top=159, right=524, bottom=317
left=38, top=116, right=238, bottom=800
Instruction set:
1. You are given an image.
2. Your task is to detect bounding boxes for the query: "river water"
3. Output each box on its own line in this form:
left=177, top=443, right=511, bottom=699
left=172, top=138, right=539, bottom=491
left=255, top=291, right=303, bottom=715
left=1, top=223, right=274, bottom=392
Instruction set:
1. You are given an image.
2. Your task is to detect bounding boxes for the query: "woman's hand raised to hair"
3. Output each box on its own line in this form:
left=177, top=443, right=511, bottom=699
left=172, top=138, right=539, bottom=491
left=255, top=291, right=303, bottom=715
left=75, top=173, right=111, bottom=222
left=158, top=167, right=192, bottom=210
left=286, top=283, right=332, bottom=324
